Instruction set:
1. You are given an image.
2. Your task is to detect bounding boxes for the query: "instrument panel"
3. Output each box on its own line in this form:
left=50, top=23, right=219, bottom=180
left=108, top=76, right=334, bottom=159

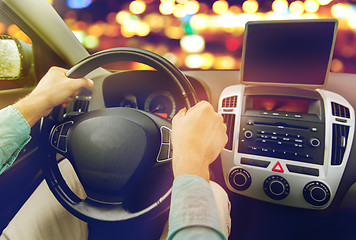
left=102, top=71, right=184, bottom=121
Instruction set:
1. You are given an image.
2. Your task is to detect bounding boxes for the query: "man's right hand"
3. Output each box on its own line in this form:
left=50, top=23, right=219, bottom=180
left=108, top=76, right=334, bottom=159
left=171, top=101, right=228, bottom=181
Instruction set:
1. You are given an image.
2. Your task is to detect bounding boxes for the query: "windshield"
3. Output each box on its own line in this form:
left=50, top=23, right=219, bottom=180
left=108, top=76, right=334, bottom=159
left=2, top=0, right=356, bottom=74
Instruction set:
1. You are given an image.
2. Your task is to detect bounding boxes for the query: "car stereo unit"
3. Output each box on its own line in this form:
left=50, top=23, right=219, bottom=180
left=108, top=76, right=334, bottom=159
left=218, top=19, right=354, bottom=209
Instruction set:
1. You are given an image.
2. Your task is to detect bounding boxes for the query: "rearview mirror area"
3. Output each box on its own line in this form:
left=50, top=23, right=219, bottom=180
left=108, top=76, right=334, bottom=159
left=0, top=35, right=35, bottom=88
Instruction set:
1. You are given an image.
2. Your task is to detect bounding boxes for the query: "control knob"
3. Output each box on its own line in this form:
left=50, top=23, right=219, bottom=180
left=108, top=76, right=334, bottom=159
left=303, top=181, right=330, bottom=207
left=309, top=138, right=321, bottom=147
left=229, top=168, right=252, bottom=191
left=263, top=175, right=290, bottom=200
left=244, top=130, right=253, bottom=139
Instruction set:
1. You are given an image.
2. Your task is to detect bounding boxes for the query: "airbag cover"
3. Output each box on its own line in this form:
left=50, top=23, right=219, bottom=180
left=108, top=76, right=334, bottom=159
left=67, top=108, right=159, bottom=201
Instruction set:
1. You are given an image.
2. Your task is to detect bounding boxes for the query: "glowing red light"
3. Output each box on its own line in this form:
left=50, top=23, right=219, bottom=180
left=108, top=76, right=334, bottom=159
left=155, top=112, right=168, bottom=118
left=225, top=38, right=240, bottom=51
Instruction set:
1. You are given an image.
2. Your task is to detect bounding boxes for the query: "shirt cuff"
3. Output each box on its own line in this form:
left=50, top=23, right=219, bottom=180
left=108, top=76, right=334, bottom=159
left=0, top=105, right=31, bottom=174
left=167, top=175, right=226, bottom=240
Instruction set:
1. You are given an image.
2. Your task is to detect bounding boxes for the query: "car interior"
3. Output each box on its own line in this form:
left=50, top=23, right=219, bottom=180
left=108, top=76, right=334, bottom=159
left=1, top=0, right=356, bottom=239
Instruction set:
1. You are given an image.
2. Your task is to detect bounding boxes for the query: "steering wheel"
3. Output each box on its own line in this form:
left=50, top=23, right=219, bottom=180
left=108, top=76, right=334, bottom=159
left=40, top=47, right=198, bottom=222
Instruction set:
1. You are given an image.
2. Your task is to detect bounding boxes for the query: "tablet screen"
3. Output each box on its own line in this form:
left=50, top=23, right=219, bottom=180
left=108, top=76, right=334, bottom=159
left=240, top=20, right=337, bottom=87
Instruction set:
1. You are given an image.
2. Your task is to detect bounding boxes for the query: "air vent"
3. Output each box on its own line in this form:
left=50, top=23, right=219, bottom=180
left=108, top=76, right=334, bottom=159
left=331, top=102, right=350, bottom=118
left=222, top=96, right=238, bottom=108
left=331, top=123, right=350, bottom=165
left=222, top=114, right=235, bottom=150
left=73, top=99, right=90, bottom=113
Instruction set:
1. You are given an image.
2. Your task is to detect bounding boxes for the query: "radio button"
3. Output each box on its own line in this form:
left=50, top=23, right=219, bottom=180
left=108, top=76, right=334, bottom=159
left=244, top=130, right=254, bottom=139
left=311, top=127, right=318, bottom=132
left=309, top=138, right=321, bottom=147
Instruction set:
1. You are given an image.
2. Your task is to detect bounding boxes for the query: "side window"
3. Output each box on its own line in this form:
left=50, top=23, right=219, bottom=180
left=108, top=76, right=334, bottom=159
left=0, top=20, right=35, bottom=91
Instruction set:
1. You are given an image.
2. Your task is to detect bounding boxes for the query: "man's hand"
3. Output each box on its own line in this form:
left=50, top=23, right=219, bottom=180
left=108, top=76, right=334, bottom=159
left=171, top=101, right=228, bottom=181
left=13, top=67, right=93, bottom=127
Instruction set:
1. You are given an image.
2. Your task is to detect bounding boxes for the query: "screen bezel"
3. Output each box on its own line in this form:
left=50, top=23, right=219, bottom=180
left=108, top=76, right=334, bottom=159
left=240, top=19, right=338, bottom=88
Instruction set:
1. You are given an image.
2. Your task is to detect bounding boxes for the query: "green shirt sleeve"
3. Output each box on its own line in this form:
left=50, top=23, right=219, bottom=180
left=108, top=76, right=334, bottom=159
left=167, top=175, right=227, bottom=240
left=0, top=105, right=31, bottom=175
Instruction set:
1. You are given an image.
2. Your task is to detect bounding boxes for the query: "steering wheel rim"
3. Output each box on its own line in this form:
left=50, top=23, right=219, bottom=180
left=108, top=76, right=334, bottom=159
left=41, top=47, right=198, bottom=222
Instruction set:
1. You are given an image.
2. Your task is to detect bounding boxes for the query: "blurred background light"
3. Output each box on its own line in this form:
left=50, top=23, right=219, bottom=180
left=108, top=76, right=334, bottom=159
left=9, top=0, right=354, bottom=73
left=212, top=0, right=229, bottom=15
left=190, top=14, right=208, bottom=30
left=180, top=34, right=205, bottom=53
left=289, top=1, right=304, bottom=15
left=159, top=1, right=174, bottom=15
left=173, top=4, right=186, bottom=18
left=129, top=0, right=146, bottom=15
left=242, top=0, right=259, bottom=14
left=67, top=0, right=92, bottom=9
left=304, top=0, right=319, bottom=13
left=83, top=35, right=99, bottom=49
left=272, top=0, right=289, bottom=14
left=184, top=1, right=200, bottom=15
left=185, top=54, right=204, bottom=68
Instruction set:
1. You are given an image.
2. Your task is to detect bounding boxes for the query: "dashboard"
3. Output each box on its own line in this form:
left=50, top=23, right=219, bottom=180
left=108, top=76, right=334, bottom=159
left=102, top=70, right=208, bottom=121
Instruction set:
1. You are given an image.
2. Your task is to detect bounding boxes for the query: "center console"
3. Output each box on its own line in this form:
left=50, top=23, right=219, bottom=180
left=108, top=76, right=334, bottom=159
left=218, top=19, right=354, bottom=209
left=218, top=85, right=354, bottom=209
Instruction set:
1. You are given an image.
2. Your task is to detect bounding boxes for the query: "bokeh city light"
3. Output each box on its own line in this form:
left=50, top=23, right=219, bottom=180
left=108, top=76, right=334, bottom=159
left=2, top=0, right=356, bottom=74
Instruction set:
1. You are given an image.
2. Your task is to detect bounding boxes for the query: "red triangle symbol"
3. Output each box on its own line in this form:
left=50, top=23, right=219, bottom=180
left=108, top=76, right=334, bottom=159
left=272, top=162, right=284, bottom=173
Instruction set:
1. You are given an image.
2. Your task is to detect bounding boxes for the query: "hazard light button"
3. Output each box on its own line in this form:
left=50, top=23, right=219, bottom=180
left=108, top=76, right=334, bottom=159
left=272, top=162, right=284, bottom=173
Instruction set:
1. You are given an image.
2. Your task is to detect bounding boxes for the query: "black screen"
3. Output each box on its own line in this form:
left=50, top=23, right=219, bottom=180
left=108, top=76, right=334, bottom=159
left=241, top=20, right=337, bottom=85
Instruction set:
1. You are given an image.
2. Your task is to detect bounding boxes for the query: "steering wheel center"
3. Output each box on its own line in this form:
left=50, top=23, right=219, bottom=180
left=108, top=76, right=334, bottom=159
left=68, top=108, right=160, bottom=203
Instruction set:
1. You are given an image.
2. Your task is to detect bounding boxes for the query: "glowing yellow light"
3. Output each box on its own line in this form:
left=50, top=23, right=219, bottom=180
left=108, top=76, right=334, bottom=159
left=88, top=24, right=104, bottom=37
left=272, top=0, right=289, bottom=14
left=136, top=22, right=150, bottom=36
left=180, top=35, right=205, bottom=53
left=145, top=14, right=165, bottom=31
left=218, top=13, right=236, bottom=28
left=302, top=13, right=318, bottom=19
left=129, top=1, right=146, bottom=15
left=304, top=0, right=319, bottom=13
left=173, top=4, right=186, bottom=18
left=347, top=16, right=356, bottom=29
left=104, top=25, right=120, bottom=37
left=317, top=0, right=332, bottom=6
left=185, top=54, right=204, bottom=68
left=184, top=1, right=200, bottom=15
left=116, top=11, right=131, bottom=24
left=212, top=1, right=229, bottom=15
left=83, top=35, right=99, bottom=49
left=159, top=1, right=174, bottom=15
left=48, top=0, right=53, bottom=4
left=331, top=3, right=347, bottom=19
left=190, top=14, right=208, bottom=30
left=201, top=53, right=215, bottom=69
left=229, top=5, right=242, bottom=14
left=289, top=1, right=304, bottom=15
left=165, top=26, right=184, bottom=39
left=72, top=30, right=86, bottom=43
left=121, top=27, right=135, bottom=38
left=331, top=59, right=344, bottom=72
left=177, top=0, right=188, bottom=4
left=242, top=0, right=259, bottom=14
left=215, top=56, right=235, bottom=69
